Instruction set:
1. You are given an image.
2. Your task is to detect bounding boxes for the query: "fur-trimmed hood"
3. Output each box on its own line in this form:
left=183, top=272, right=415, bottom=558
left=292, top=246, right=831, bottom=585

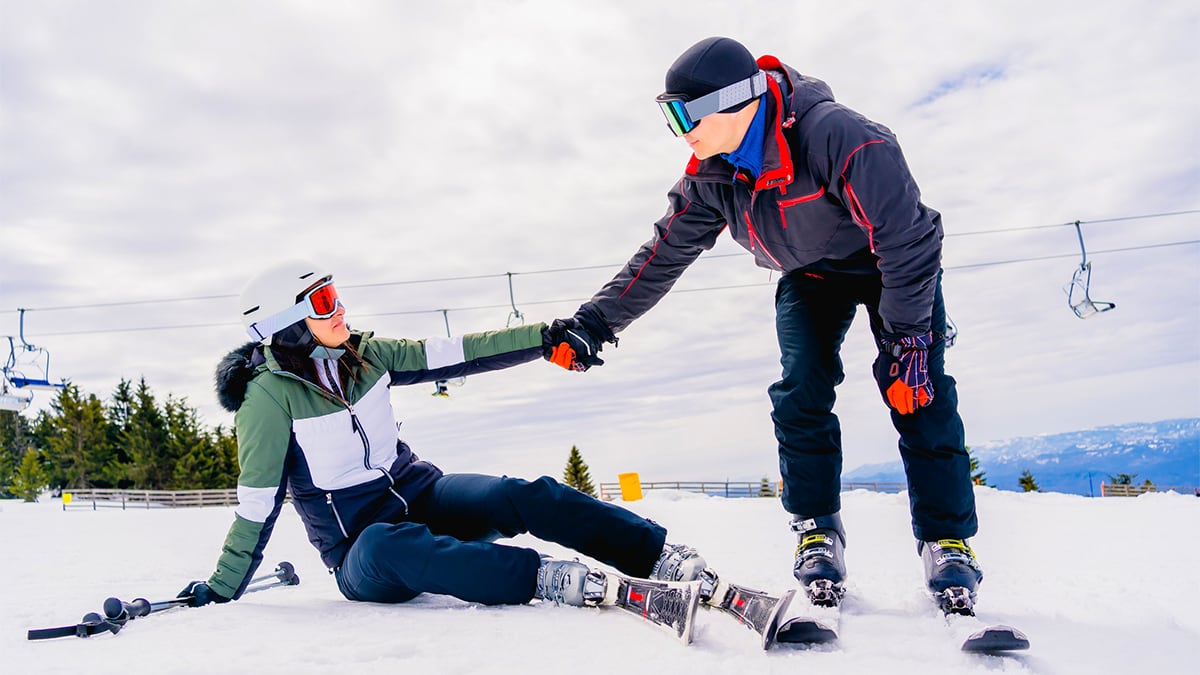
left=215, top=342, right=264, bottom=412
left=214, top=333, right=370, bottom=412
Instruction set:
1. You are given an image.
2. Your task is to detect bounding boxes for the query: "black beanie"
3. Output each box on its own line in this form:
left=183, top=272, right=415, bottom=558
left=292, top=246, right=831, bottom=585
left=663, top=37, right=758, bottom=103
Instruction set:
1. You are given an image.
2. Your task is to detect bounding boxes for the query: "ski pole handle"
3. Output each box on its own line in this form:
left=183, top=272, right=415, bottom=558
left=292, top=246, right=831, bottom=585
left=243, top=572, right=301, bottom=596
left=247, top=561, right=296, bottom=586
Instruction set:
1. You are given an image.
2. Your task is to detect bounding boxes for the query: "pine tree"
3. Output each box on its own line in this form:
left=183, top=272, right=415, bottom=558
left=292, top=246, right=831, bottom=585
left=104, top=379, right=137, bottom=487
left=1018, top=469, right=1041, bottom=492
left=35, top=384, right=114, bottom=489
left=122, top=378, right=173, bottom=489
left=1108, top=472, right=1137, bottom=485
left=968, top=446, right=989, bottom=486
left=12, top=447, right=49, bottom=502
left=173, top=423, right=239, bottom=490
left=758, top=477, right=775, bottom=497
left=0, top=409, right=36, bottom=498
left=164, top=396, right=209, bottom=489
left=562, top=446, right=597, bottom=497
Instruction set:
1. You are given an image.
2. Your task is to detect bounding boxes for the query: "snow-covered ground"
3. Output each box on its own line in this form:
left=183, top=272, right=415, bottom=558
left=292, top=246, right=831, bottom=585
left=3, top=487, right=1197, bottom=674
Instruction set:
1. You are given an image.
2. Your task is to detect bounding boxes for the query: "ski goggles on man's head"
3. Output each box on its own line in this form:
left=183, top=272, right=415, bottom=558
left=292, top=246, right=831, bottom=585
left=245, top=276, right=344, bottom=342
left=655, top=70, right=768, bottom=137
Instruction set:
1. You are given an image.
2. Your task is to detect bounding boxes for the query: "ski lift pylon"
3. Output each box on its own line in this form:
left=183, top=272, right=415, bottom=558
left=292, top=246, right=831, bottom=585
left=1064, top=221, right=1116, bottom=319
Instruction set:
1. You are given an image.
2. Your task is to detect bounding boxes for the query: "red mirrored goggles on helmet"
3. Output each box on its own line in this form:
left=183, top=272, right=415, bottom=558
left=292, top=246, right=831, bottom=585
left=302, top=279, right=342, bottom=318
left=245, top=276, right=344, bottom=342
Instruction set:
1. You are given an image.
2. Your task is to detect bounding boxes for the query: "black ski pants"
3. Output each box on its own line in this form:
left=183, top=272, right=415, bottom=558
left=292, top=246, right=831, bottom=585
left=770, top=269, right=978, bottom=542
left=334, top=474, right=666, bottom=605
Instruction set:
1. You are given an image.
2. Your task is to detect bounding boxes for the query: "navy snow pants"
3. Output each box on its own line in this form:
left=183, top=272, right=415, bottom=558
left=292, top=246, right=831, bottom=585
left=770, top=269, right=978, bottom=541
left=334, top=474, right=666, bottom=605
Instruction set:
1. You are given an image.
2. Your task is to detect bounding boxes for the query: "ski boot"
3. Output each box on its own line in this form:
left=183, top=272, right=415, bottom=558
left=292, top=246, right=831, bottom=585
left=650, top=543, right=708, bottom=583
left=650, top=543, right=719, bottom=603
left=919, top=539, right=983, bottom=616
left=791, top=513, right=847, bottom=607
left=535, top=557, right=604, bottom=606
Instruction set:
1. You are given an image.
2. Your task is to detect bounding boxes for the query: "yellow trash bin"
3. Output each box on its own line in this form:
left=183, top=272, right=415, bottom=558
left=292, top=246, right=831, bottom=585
left=617, top=472, right=642, bottom=502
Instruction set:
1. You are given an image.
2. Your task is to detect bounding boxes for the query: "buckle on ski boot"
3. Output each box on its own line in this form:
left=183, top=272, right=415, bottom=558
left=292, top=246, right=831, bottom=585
left=805, top=578, right=845, bottom=607
left=936, top=586, right=975, bottom=616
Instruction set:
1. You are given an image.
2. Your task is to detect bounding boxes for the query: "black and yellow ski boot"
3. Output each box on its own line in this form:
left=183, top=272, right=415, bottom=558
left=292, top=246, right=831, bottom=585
left=791, top=513, right=847, bottom=607
left=919, top=538, right=983, bottom=615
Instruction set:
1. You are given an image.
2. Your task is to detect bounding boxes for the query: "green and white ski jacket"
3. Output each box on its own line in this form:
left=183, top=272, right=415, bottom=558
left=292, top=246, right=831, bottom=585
left=208, top=324, right=546, bottom=599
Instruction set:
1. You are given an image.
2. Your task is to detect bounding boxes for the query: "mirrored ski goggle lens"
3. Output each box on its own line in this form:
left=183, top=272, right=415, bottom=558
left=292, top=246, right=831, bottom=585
left=657, top=98, right=696, bottom=137
left=305, top=282, right=341, bottom=318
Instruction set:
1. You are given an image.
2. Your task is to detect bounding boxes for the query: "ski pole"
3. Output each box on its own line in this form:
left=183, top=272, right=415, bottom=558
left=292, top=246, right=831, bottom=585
left=27, top=561, right=300, bottom=641
left=120, top=561, right=300, bottom=616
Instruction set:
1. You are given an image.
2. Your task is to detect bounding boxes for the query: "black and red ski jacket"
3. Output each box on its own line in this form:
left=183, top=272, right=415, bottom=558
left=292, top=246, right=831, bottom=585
left=585, top=55, right=944, bottom=337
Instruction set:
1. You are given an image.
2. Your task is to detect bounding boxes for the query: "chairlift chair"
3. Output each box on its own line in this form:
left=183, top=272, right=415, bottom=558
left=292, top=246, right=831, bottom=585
left=1064, top=221, right=1116, bottom=319
left=0, top=376, right=34, bottom=412
left=5, top=342, right=65, bottom=389
left=3, top=309, right=67, bottom=397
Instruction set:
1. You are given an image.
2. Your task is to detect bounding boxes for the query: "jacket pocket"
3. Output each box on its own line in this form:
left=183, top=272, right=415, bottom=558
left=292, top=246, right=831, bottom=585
left=776, top=187, right=840, bottom=253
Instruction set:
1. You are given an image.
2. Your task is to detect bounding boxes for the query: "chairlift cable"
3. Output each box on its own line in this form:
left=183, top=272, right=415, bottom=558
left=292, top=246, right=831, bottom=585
left=14, top=239, right=1200, bottom=338
left=944, top=209, right=1200, bottom=238
left=5, top=210, right=1195, bottom=316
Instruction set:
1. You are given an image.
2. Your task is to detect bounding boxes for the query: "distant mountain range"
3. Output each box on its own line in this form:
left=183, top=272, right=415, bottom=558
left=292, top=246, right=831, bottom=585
left=844, top=418, right=1200, bottom=496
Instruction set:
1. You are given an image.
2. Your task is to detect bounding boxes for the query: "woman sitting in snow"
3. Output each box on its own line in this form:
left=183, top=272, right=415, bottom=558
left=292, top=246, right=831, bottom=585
left=178, top=260, right=706, bottom=609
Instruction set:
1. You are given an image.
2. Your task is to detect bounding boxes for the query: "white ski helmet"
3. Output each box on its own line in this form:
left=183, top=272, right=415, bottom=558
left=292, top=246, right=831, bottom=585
left=239, top=260, right=332, bottom=344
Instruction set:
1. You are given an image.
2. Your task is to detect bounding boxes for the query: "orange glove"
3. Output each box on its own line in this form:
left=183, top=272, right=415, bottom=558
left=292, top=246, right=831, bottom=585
left=880, top=332, right=935, bottom=414
left=548, top=342, right=581, bottom=370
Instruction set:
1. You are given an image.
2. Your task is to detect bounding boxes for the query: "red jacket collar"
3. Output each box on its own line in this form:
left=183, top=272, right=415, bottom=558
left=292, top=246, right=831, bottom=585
left=684, top=62, right=795, bottom=193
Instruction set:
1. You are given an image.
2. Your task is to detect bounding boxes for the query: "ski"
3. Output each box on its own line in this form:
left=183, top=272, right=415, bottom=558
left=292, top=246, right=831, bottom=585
left=934, top=586, right=1030, bottom=654
left=582, top=570, right=701, bottom=645
left=775, top=579, right=840, bottom=645
left=960, top=622, right=1030, bottom=653
left=697, top=570, right=796, bottom=649
left=775, top=613, right=839, bottom=645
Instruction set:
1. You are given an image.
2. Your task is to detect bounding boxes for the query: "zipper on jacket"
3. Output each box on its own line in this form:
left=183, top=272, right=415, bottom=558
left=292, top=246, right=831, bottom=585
left=388, top=487, right=410, bottom=515
left=348, top=407, right=372, bottom=472
left=274, top=364, right=389, bottom=486
left=743, top=210, right=784, bottom=269
left=326, top=493, right=349, bottom=538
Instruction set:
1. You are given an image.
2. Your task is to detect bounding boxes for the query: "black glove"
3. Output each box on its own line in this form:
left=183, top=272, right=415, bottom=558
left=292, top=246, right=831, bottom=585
left=543, top=319, right=605, bottom=371
left=178, top=580, right=232, bottom=608
left=573, top=305, right=617, bottom=345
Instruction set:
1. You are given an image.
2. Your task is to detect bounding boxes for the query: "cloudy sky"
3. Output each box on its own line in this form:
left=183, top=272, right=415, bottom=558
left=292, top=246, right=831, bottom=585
left=2, top=0, right=1197, bottom=485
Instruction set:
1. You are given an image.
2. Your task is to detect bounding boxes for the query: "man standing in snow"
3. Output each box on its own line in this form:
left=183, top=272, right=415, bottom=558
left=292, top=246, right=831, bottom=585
left=547, top=37, right=983, bottom=610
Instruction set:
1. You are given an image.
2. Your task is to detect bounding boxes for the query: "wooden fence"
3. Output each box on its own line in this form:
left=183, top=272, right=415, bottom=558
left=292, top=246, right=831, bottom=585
left=597, top=480, right=907, bottom=501
left=1099, top=483, right=1199, bottom=497
left=62, top=488, right=240, bottom=510
left=57, top=481, right=1197, bottom=510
